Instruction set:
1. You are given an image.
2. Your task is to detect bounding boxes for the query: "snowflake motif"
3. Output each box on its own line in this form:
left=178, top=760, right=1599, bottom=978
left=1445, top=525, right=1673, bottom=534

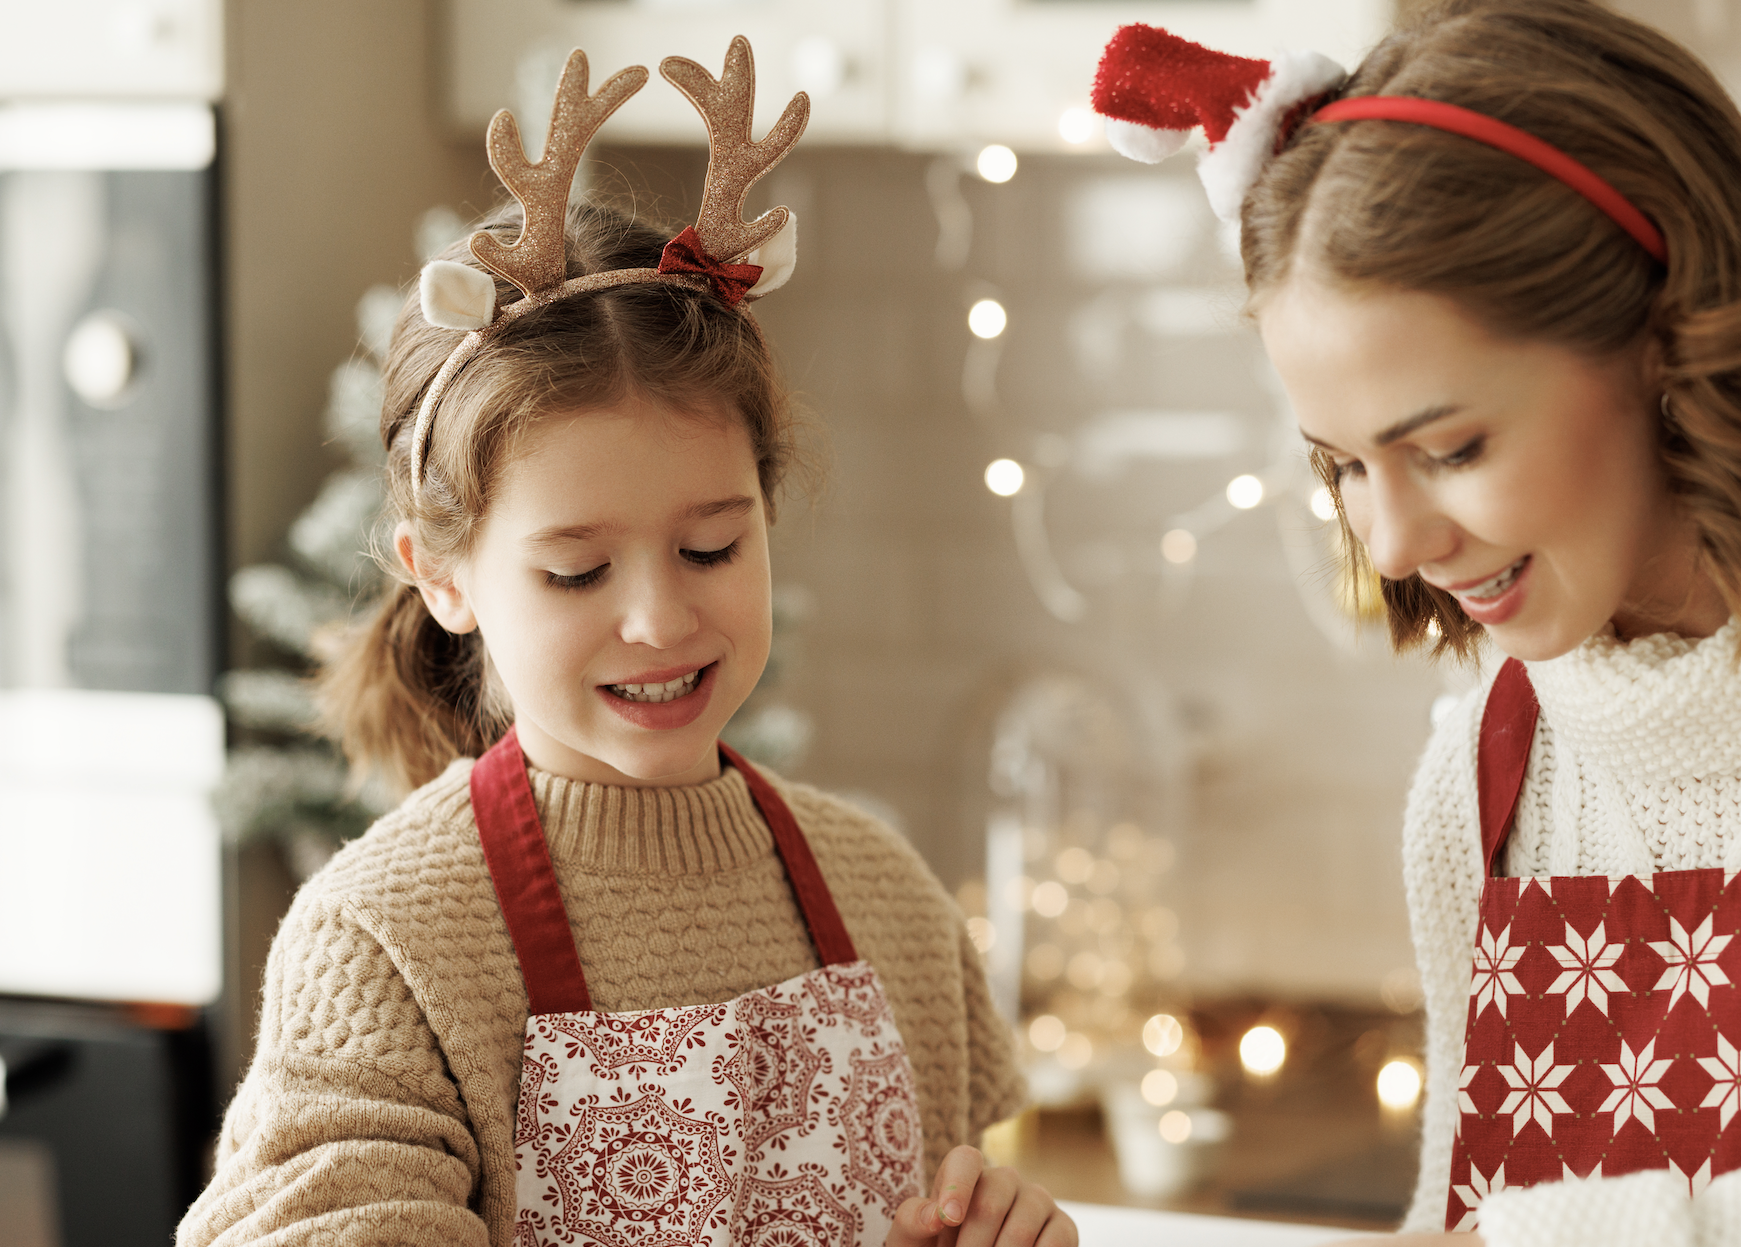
left=1649, top=915, right=1733, bottom=1009
left=1496, top=1043, right=1573, bottom=1136
left=1672, top=1157, right=1715, bottom=1198
left=1470, top=923, right=1526, bottom=1019
left=1451, top=1161, right=1505, bottom=1233
left=1699, top=1032, right=1741, bottom=1128
left=1458, top=1063, right=1479, bottom=1116
left=1545, top=922, right=1627, bottom=1016
left=1600, top=1038, right=1675, bottom=1133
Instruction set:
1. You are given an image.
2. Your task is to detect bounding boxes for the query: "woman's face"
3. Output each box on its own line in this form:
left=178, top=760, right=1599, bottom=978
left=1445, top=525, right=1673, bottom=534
left=406, top=393, right=772, bottom=786
left=1259, top=276, right=1715, bottom=660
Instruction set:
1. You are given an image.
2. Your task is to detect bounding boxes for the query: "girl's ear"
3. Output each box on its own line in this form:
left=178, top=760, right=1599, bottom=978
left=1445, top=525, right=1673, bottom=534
left=395, top=521, right=478, bottom=635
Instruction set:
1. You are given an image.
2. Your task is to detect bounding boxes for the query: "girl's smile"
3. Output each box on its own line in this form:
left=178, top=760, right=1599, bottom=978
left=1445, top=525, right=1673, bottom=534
left=1258, top=276, right=1726, bottom=659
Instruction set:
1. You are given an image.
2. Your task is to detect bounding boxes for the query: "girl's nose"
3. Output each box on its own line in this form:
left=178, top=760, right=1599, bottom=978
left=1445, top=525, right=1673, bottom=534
left=616, top=565, right=700, bottom=650
left=1357, top=470, right=1457, bottom=582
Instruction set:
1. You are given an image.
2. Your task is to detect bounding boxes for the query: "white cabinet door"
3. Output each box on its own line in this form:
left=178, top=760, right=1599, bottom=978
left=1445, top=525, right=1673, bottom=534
left=890, top=0, right=1391, bottom=151
left=445, top=0, right=889, bottom=145
left=0, top=0, right=221, bottom=100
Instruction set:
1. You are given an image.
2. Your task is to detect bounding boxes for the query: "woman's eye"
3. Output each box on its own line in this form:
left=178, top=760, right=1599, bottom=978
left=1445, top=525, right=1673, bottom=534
left=1435, top=436, right=1485, bottom=469
left=682, top=540, right=740, bottom=568
left=547, top=565, right=607, bottom=591
left=1333, top=458, right=1366, bottom=483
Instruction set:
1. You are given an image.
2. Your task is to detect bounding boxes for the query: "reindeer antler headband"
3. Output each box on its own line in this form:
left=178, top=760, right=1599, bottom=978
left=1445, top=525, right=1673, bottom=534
left=410, top=36, right=809, bottom=496
left=1090, top=24, right=1665, bottom=263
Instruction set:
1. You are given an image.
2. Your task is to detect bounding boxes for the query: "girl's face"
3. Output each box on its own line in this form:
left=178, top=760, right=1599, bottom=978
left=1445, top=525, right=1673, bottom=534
left=1259, top=276, right=1722, bottom=660
left=410, top=393, right=773, bottom=786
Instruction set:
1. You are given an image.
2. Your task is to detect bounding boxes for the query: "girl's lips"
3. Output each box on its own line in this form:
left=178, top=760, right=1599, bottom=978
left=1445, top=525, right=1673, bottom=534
left=1452, top=556, right=1533, bottom=627
left=597, top=661, right=717, bottom=731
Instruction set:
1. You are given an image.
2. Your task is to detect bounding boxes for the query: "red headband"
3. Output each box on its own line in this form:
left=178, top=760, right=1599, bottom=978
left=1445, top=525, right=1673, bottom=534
left=1311, top=96, right=1667, bottom=264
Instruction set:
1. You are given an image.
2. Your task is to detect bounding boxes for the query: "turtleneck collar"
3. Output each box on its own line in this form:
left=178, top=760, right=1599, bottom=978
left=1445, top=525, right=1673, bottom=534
left=525, top=763, right=774, bottom=876
left=1523, top=616, right=1741, bottom=784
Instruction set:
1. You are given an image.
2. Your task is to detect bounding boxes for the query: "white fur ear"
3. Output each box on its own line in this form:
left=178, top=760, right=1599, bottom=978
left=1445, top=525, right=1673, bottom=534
left=745, top=212, right=798, bottom=299
left=420, top=259, right=496, bottom=330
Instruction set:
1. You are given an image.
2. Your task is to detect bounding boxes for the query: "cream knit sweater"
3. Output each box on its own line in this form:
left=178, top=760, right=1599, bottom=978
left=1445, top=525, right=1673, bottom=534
left=1401, top=619, right=1741, bottom=1247
left=179, top=758, right=1024, bottom=1247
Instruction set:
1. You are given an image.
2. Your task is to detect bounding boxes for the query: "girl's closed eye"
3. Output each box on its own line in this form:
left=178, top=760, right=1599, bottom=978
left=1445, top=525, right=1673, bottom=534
left=1432, top=436, right=1486, bottom=469
left=547, top=564, right=608, bottom=591
left=682, top=539, right=739, bottom=567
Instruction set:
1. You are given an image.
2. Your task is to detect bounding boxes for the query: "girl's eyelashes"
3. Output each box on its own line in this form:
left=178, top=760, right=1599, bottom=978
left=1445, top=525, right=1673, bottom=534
left=1433, top=435, right=1486, bottom=469
left=682, top=539, right=740, bottom=568
left=1332, top=458, right=1366, bottom=483
left=546, top=565, right=607, bottom=591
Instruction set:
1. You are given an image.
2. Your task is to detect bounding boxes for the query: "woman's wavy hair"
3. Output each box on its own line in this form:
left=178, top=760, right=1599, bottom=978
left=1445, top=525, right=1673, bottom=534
left=1243, top=0, right=1741, bottom=657
left=319, top=200, right=806, bottom=794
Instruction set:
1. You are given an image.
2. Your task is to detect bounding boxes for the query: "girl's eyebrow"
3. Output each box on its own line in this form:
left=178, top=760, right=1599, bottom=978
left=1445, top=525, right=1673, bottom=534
left=1299, top=404, right=1464, bottom=453
left=524, top=496, right=757, bottom=549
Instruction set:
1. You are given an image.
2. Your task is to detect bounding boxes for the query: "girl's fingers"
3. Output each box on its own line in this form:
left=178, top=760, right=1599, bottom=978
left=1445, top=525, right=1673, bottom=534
left=886, top=1196, right=943, bottom=1247
left=987, top=1180, right=1062, bottom=1247
left=931, top=1145, right=988, bottom=1228
left=954, top=1167, right=1023, bottom=1247
left=1034, top=1200, right=1079, bottom=1247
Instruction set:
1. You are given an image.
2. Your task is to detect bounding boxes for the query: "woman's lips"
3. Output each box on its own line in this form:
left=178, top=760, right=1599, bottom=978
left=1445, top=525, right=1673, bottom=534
left=1449, top=556, right=1532, bottom=626
left=596, top=661, right=717, bottom=730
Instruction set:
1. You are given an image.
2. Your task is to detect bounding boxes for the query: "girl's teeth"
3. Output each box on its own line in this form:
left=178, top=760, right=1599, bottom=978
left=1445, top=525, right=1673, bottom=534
left=1461, top=559, right=1526, bottom=601
left=610, top=670, right=702, bottom=703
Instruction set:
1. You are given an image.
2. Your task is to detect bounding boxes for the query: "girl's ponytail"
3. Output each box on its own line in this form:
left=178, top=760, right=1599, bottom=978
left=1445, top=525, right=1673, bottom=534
left=318, top=580, right=508, bottom=797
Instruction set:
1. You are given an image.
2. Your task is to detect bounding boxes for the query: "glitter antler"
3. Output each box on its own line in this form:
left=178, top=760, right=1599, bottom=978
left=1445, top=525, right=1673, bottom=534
left=661, top=36, right=809, bottom=263
left=471, top=50, right=649, bottom=298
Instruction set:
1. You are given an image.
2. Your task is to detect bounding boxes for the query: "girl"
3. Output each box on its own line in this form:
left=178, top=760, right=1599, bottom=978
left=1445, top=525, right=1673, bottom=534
left=1095, top=2, right=1741, bottom=1244
left=181, top=42, right=1073, bottom=1247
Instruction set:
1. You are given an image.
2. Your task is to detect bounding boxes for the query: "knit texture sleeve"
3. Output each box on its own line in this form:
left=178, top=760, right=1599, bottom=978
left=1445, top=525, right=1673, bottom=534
left=1400, top=679, right=1489, bottom=1234
left=1478, top=1169, right=1696, bottom=1247
left=177, top=888, right=486, bottom=1247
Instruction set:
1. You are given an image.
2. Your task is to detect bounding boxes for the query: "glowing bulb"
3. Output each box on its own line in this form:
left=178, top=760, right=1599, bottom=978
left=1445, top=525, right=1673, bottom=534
left=1141, top=1069, right=1179, bottom=1107
left=1158, top=1110, right=1193, bottom=1143
left=1031, top=880, right=1068, bottom=918
left=1028, top=1014, right=1066, bottom=1052
left=1143, top=1013, right=1184, bottom=1058
left=968, top=298, right=1008, bottom=339
left=1378, top=1059, right=1423, bottom=1110
left=1160, top=528, right=1197, bottom=565
left=1310, top=486, right=1336, bottom=521
left=984, top=458, right=1024, bottom=497
left=1056, top=846, right=1094, bottom=884
left=1240, top=1025, right=1286, bottom=1075
left=965, top=916, right=996, bottom=953
left=1227, top=474, right=1265, bottom=510
left=976, top=143, right=1018, bottom=183
left=1057, top=1032, right=1094, bottom=1070
left=1058, top=106, right=1097, bottom=144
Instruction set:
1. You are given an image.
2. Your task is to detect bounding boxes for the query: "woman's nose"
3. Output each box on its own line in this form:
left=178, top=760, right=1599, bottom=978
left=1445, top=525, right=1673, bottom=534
left=617, top=565, right=700, bottom=650
left=1356, top=471, right=1456, bottom=582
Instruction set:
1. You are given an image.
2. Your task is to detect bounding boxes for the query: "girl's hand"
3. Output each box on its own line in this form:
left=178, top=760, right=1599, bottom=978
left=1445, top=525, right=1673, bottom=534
left=885, top=1145, right=1077, bottom=1247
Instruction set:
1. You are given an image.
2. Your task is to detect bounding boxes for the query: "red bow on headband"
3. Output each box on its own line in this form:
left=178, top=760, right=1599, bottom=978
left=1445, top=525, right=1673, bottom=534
left=657, top=227, right=763, bottom=305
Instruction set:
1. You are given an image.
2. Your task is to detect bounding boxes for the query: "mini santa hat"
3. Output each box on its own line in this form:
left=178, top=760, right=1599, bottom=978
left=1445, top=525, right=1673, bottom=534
left=1092, top=25, right=1345, bottom=222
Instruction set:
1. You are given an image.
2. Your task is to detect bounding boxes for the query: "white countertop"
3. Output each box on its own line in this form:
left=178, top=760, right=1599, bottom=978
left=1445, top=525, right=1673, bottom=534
left=1060, top=1203, right=1365, bottom=1247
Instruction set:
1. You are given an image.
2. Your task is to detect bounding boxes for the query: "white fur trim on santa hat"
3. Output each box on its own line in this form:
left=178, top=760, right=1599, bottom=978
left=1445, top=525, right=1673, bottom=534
left=1105, top=118, right=1192, bottom=164
left=420, top=259, right=496, bottom=331
left=1197, top=49, right=1345, bottom=222
left=744, top=211, right=798, bottom=299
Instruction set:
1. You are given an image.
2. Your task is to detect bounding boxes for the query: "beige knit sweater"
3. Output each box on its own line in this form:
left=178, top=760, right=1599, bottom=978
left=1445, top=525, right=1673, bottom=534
left=179, top=758, right=1024, bottom=1247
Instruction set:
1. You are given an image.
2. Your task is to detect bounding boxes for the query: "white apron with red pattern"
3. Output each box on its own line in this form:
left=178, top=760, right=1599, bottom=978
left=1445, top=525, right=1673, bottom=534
left=1447, top=659, right=1741, bottom=1229
left=472, top=729, right=924, bottom=1247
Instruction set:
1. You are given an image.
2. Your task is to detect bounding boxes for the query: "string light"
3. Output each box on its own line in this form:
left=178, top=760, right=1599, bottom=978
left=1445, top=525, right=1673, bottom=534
left=1143, top=1013, right=1184, bottom=1057
left=1226, top=474, right=1265, bottom=510
left=1378, top=1058, right=1423, bottom=1110
left=976, top=144, right=1018, bottom=183
left=1028, top=1014, right=1067, bottom=1052
left=1031, top=880, right=1068, bottom=917
left=984, top=458, right=1025, bottom=496
left=968, top=298, right=1007, bottom=339
left=1239, top=1025, right=1286, bottom=1075
left=1058, top=106, right=1097, bottom=144
left=1160, top=529, right=1197, bottom=565
left=1158, top=1110, right=1193, bottom=1143
left=1141, top=1069, right=1179, bottom=1107
left=1310, top=486, right=1337, bottom=521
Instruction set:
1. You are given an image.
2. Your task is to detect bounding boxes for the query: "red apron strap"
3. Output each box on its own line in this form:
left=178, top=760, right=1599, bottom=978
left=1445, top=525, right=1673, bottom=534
left=471, top=727, right=593, bottom=1015
left=720, top=741, right=860, bottom=966
left=1477, top=658, right=1540, bottom=879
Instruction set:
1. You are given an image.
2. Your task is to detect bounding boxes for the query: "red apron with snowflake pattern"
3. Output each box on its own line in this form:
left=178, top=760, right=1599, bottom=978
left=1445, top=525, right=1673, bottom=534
left=471, top=728, right=924, bottom=1247
left=1445, top=659, right=1741, bottom=1229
